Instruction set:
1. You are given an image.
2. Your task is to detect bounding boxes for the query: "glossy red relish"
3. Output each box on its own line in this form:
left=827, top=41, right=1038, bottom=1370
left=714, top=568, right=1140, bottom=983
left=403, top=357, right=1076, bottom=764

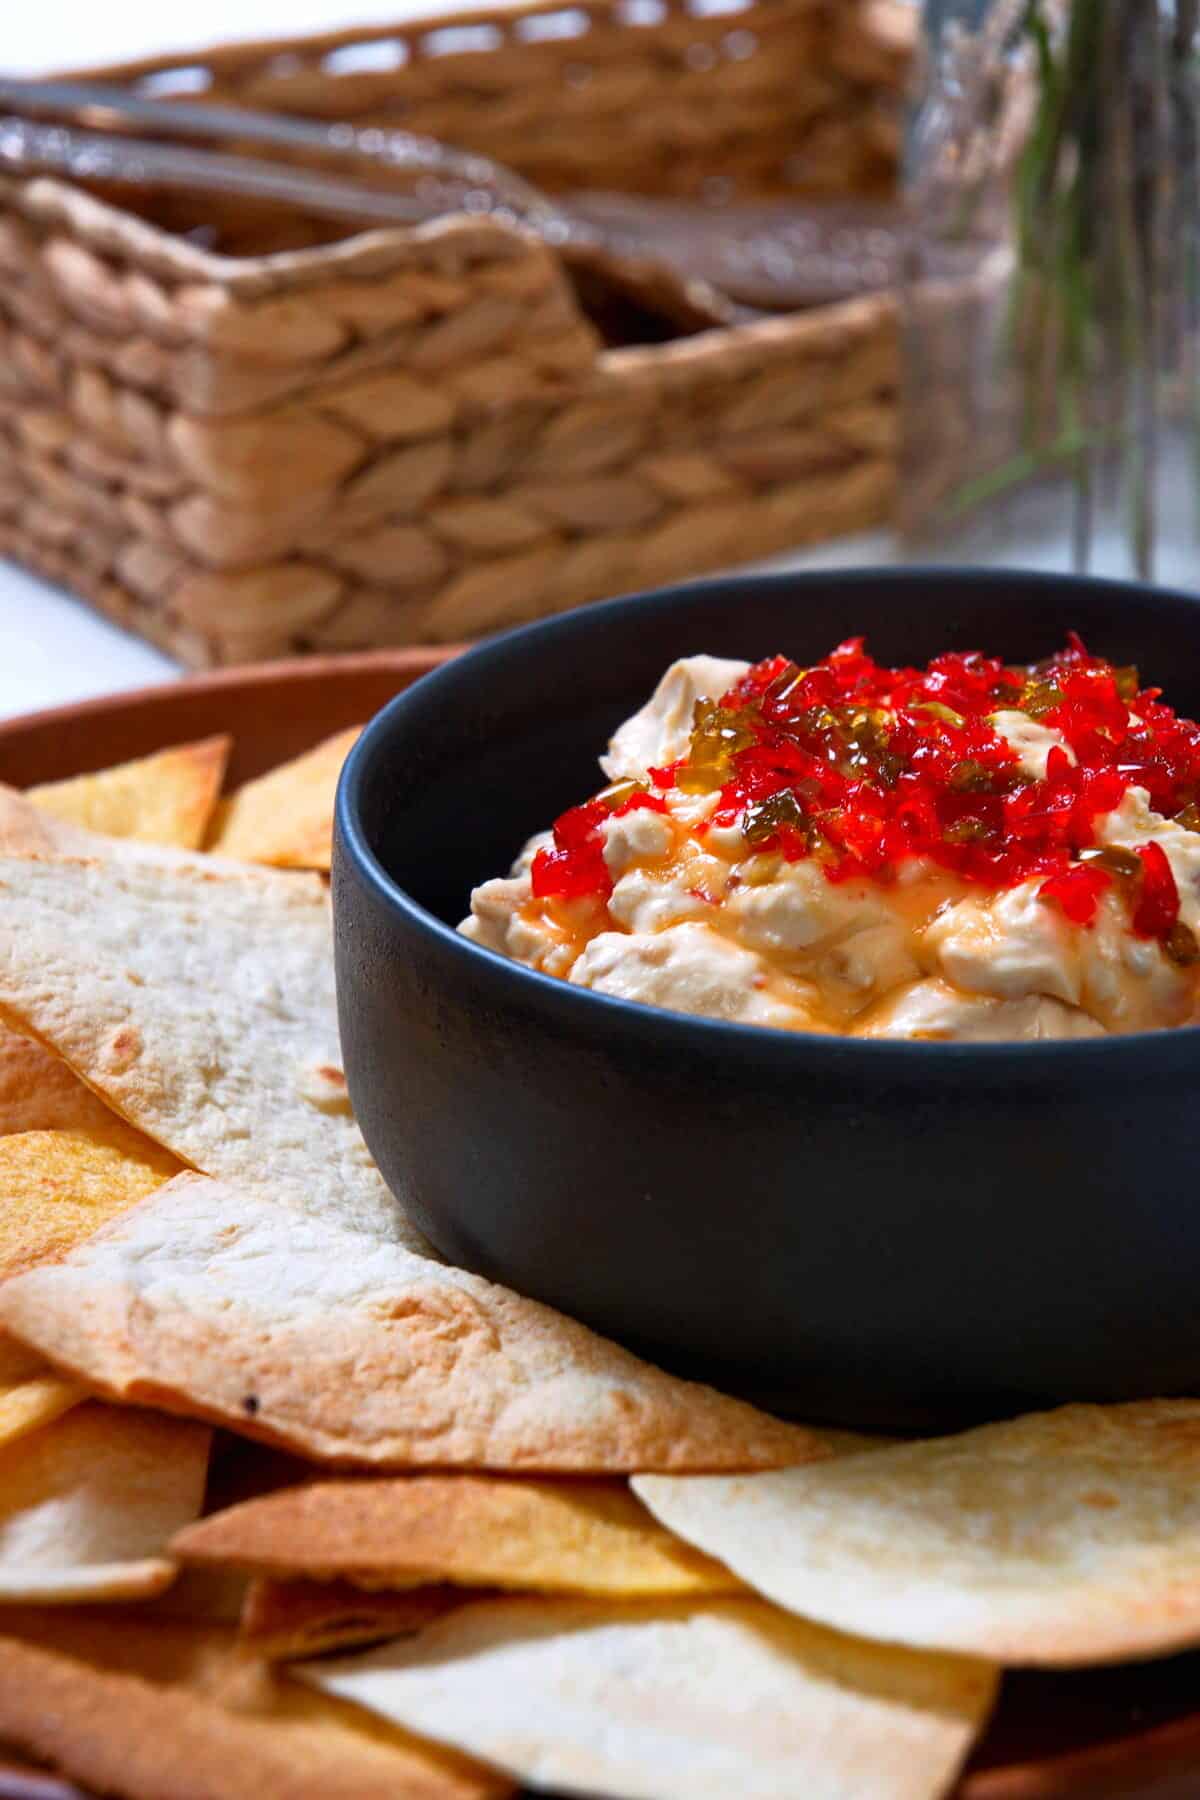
left=530, top=787, right=665, bottom=904
left=531, top=638, right=1200, bottom=957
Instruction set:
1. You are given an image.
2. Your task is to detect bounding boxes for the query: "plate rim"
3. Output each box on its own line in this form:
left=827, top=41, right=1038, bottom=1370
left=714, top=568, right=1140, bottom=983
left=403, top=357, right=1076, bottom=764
left=0, top=645, right=461, bottom=748
left=0, top=644, right=1199, bottom=1800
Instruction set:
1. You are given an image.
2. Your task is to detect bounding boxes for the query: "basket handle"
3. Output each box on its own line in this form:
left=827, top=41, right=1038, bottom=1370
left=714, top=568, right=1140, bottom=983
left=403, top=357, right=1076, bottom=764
left=0, top=74, right=737, bottom=331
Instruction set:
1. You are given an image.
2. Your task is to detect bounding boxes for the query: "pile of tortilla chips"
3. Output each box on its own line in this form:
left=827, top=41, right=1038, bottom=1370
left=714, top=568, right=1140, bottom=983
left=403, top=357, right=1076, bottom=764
left=0, top=725, right=1198, bottom=1800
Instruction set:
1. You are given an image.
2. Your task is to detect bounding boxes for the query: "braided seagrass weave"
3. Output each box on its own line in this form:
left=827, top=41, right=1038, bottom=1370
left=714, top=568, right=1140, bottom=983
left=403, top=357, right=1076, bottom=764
left=0, top=0, right=909, bottom=666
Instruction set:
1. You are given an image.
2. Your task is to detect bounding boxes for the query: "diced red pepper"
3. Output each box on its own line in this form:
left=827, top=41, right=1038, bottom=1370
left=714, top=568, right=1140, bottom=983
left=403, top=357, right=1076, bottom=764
left=1132, top=841, right=1181, bottom=940
left=1039, top=863, right=1112, bottom=927
left=613, top=792, right=668, bottom=818
left=539, top=636, right=1200, bottom=951
left=530, top=800, right=613, bottom=902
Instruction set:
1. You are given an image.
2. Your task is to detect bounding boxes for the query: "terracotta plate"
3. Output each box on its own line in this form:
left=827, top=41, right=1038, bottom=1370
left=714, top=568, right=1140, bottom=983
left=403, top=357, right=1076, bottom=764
left=0, top=649, right=1199, bottom=1799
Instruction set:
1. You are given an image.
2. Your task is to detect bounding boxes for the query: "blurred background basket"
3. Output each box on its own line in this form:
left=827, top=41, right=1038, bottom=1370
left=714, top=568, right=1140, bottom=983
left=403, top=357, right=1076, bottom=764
left=0, top=0, right=912, bottom=667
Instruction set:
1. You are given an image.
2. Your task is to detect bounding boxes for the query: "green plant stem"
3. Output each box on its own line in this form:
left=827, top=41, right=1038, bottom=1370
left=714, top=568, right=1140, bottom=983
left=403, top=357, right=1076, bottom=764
left=942, top=0, right=1196, bottom=578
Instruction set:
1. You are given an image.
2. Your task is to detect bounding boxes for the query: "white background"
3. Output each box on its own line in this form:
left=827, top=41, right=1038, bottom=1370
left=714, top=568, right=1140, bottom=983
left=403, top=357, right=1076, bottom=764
left=0, top=2, right=894, bottom=721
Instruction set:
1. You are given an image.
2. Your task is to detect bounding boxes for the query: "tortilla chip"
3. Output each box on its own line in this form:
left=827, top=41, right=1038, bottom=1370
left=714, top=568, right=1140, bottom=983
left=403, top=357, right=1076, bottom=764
left=175, top=1473, right=741, bottom=1597
left=0, top=1757, right=77, bottom=1798
left=241, top=1578, right=474, bottom=1661
left=0, top=1334, right=83, bottom=1452
left=0, top=1172, right=820, bottom=1473
left=0, top=852, right=410, bottom=1240
left=0, top=1124, right=180, bottom=1282
left=143, top=1444, right=313, bottom=1630
left=302, top=1594, right=998, bottom=1800
left=206, top=726, right=361, bottom=871
left=0, top=1021, right=119, bottom=1137
left=635, top=1400, right=1200, bottom=1667
left=0, top=786, right=91, bottom=860
left=0, top=1339, right=60, bottom=1389
left=0, top=1609, right=509, bottom=1799
left=26, top=736, right=230, bottom=849
left=815, top=1428, right=902, bottom=1456
left=144, top=1562, right=253, bottom=1627
left=0, top=1123, right=178, bottom=1452
left=0, top=785, right=251, bottom=879
left=0, top=1402, right=210, bottom=1602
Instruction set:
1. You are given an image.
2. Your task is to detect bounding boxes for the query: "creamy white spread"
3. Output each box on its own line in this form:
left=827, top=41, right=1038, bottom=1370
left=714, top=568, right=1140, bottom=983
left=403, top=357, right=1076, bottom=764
left=988, top=710, right=1075, bottom=780
left=1098, top=787, right=1200, bottom=935
left=461, top=656, right=1200, bottom=1042
left=601, top=656, right=751, bottom=783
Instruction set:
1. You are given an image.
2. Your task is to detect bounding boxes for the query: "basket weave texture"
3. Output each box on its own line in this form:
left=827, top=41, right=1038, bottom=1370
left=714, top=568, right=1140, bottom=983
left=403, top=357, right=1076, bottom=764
left=82, top=0, right=913, bottom=202
left=0, top=0, right=909, bottom=667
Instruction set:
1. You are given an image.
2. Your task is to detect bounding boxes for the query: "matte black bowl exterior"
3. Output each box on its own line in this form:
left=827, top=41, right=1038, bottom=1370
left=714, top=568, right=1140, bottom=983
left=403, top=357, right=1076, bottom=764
left=334, top=568, right=1200, bottom=1430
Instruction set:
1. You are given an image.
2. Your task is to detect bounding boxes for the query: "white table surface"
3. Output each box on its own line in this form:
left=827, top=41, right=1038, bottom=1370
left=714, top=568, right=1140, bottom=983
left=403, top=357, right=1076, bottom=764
left=0, top=2, right=898, bottom=726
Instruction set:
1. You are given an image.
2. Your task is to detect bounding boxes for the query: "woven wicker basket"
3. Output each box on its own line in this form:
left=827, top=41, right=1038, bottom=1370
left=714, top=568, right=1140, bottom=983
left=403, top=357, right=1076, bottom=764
left=0, top=0, right=910, bottom=667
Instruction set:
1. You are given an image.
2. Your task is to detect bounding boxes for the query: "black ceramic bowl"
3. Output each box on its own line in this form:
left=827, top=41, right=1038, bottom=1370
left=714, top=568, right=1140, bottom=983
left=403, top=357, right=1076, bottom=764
left=333, top=568, right=1200, bottom=1431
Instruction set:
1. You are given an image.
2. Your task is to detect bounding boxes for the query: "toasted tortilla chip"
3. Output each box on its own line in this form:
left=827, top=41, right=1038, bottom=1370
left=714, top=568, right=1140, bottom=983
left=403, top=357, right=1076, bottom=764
left=242, top=1578, right=474, bottom=1661
left=0, top=1370, right=80, bottom=1444
left=0, top=1124, right=178, bottom=1451
left=0, top=1021, right=119, bottom=1137
left=0, top=1757, right=78, bottom=1797
left=26, top=736, right=230, bottom=849
left=0, top=852, right=409, bottom=1240
left=144, top=1563, right=252, bottom=1627
left=0, top=786, right=91, bottom=859
left=0, top=1609, right=509, bottom=1799
left=0, top=1351, right=83, bottom=1454
left=0, top=1402, right=210, bottom=1602
left=635, top=1400, right=1200, bottom=1667
left=0, top=1124, right=180, bottom=1282
left=0, top=1339, right=61, bottom=1389
left=815, top=1428, right=902, bottom=1456
left=303, top=1594, right=998, bottom=1800
left=174, top=1473, right=741, bottom=1597
left=206, top=726, right=361, bottom=871
left=0, top=784, right=249, bottom=876
left=0, top=1172, right=819, bottom=1473
left=0, top=1335, right=83, bottom=1452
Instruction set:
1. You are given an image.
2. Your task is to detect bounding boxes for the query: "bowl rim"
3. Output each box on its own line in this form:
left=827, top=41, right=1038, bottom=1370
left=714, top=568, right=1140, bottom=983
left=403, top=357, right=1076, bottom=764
left=336, top=565, right=1200, bottom=1068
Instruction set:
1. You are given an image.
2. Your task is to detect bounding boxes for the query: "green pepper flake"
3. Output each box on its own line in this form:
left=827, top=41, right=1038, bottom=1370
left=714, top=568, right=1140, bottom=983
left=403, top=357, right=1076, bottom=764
left=743, top=789, right=810, bottom=847
left=912, top=700, right=966, bottom=728
left=1166, top=920, right=1200, bottom=967
left=678, top=699, right=756, bottom=795
left=595, top=778, right=648, bottom=811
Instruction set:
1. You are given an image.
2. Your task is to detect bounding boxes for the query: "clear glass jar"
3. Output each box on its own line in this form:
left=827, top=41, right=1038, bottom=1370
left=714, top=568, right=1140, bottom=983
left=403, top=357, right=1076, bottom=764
left=901, top=0, right=1200, bottom=587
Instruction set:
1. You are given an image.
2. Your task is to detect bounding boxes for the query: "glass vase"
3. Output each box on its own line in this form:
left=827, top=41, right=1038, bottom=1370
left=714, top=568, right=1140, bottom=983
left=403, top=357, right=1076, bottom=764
left=901, top=0, right=1200, bottom=588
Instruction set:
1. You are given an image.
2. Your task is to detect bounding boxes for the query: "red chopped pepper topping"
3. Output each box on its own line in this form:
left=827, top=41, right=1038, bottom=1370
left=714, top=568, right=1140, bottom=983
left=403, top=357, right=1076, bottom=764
left=613, top=792, right=668, bottom=818
left=1131, top=841, right=1181, bottom=941
left=531, top=800, right=612, bottom=903
left=1039, top=863, right=1113, bottom=927
left=540, top=637, right=1200, bottom=953
left=529, top=786, right=669, bottom=902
